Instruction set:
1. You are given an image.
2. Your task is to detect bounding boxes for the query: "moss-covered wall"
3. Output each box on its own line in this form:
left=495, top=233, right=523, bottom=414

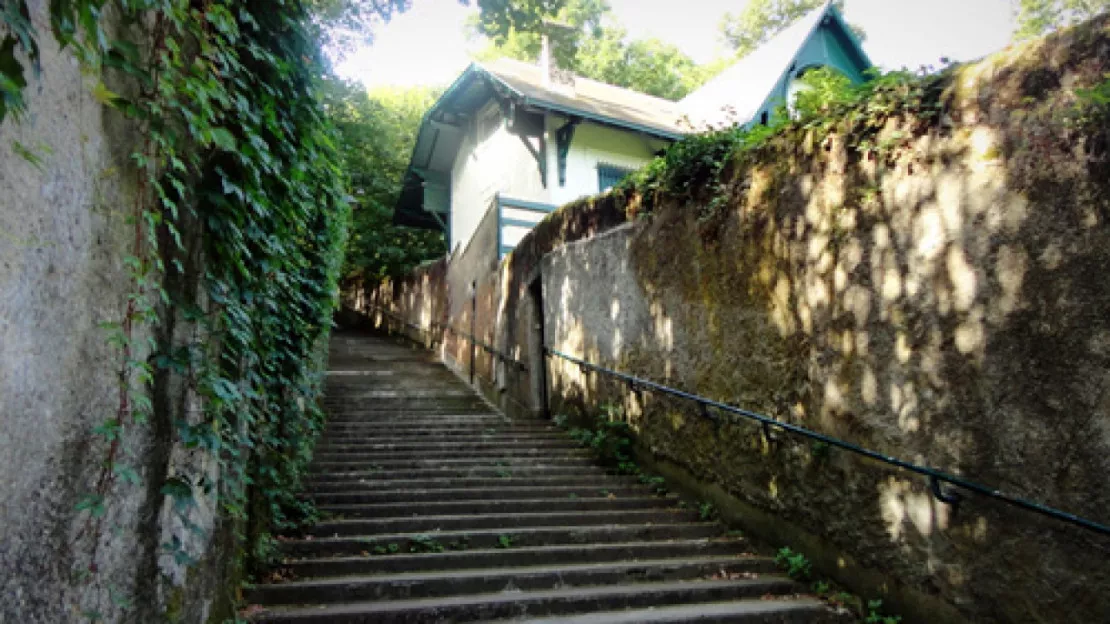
left=366, top=17, right=1110, bottom=624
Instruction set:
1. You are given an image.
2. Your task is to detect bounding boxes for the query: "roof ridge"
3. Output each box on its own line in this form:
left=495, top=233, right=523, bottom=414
left=481, top=56, right=682, bottom=107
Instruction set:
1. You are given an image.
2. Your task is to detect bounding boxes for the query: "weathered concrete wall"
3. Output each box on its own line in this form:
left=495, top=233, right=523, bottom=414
left=355, top=18, right=1110, bottom=624
left=0, top=8, right=232, bottom=622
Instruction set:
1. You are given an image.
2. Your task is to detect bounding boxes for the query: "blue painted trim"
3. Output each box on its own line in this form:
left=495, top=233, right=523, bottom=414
left=526, top=97, right=683, bottom=141
left=495, top=192, right=503, bottom=262
left=500, top=244, right=516, bottom=256
left=502, top=217, right=542, bottom=229
left=497, top=195, right=558, bottom=214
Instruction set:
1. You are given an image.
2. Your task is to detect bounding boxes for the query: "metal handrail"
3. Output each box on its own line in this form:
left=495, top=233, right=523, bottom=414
left=371, top=308, right=529, bottom=371
left=544, top=346, right=1110, bottom=537
left=362, top=305, right=1109, bottom=536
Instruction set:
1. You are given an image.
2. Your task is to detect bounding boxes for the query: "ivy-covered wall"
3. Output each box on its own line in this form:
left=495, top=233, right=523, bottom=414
left=363, top=16, right=1110, bottom=624
left=2, top=1, right=348, bottom=621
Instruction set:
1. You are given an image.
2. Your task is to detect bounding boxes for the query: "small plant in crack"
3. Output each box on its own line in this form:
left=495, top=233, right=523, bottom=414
left=409, top=535, right=445, bottom=553
left=639, top=474, right=668, bottom=496
left=865, top=600, right=903, bottom=624
left=774, top=547, right=812, bottom=581
left=698, top=502, right=718, bottom=521
left=496, top=535, right=515, bottom=549
left=495, top=469, right=512, bottom=479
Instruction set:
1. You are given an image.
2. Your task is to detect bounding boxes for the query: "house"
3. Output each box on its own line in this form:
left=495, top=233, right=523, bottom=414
left=393, top=2, right=870, bottom=263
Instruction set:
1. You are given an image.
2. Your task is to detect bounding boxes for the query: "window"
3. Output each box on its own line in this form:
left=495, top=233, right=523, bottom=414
left=597, top=164, right=635, bottom=192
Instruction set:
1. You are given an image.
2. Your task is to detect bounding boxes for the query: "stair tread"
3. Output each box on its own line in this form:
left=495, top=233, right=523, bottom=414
left=260, top=555, right=771, bottom=587
left=250, top=331, right=824, bottom=623
left=253, top=577, right=797, bottom=614
left=513, top=598, right=832, bottom=623
left=284, top=521, right=720, bottom=544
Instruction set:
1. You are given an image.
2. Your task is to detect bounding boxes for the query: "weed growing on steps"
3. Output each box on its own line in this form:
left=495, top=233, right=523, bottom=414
left=865, top=600, right=903, bottom=624
left=774, top=547, right=812, bottom=580
left=556, top=405, right=669, bottom=496
left=698, top=502, right=719, bottom=521
left=496, top=535, right=515, bottom=549
left=409, top=535, right=446, bottom=553
left=774, top=548, right=904, bottom=623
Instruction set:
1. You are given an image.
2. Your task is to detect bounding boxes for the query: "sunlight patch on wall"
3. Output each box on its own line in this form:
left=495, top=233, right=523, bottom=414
left=879, top=476, right=950, bottom=543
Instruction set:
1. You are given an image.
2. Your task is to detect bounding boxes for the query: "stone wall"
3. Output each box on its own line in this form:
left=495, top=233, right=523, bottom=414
left=353, top=18, right=1110, bottom=624
left=0, top=8, right=232, bottom=622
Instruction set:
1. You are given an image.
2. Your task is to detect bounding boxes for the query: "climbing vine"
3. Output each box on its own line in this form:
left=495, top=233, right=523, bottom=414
left=4, top=0, right=349, bottom=618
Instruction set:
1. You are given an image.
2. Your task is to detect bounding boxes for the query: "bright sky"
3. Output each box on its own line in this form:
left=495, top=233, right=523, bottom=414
left=336, top=0, right=1017, bottom=88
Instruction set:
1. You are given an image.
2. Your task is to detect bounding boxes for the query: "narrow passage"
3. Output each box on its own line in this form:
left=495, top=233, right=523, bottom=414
left=249, top=329, right=842, bottom=623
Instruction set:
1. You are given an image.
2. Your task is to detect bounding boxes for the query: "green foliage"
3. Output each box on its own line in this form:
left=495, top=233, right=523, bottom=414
left=866, top=599, right=903, bottom=624
left=496, top=534, right=515, bottom=548
left=322, top=79, right=445, bottom=282
left=638, top=473, right=668, bottom=496
left=472, top=0, right=712, bottom=100
left=720, top=0, right=865, bottom=58
left=471, top=0, right=569, bottom=41
left=624, top=64, right=950, bottom=222
left=409, top=535, right=446, bottom=553
left=697, top=501, right=717, bottom=521
left=1013, top=0, right=1110, bottom=40
left=774, top=547, right=812, bottom=580
left=567, top=403, right=634, bottom=465
left=1, top=0, right=366, bottom=617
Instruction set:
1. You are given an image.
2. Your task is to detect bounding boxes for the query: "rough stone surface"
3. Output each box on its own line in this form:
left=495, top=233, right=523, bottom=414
left=357, top=17, right=1110, bottom=624
left=0, top=7, right=232, bottom=622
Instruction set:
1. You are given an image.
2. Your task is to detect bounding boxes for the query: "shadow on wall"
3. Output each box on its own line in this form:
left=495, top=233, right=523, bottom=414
left=540, top=22, right=1110, bottom=624
left=355, top=17, right=1110, bottom=624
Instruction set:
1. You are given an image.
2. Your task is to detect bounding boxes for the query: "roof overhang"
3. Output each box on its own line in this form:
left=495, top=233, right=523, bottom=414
left=394, top=63, right=683, bottom=230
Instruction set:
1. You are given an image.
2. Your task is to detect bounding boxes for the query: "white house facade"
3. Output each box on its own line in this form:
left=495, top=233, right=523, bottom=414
left=393, top=2, right=870, bottom=262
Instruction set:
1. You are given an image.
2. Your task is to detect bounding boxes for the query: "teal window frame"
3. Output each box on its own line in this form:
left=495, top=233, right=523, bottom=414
left=597, top=164, right=635, bottom=192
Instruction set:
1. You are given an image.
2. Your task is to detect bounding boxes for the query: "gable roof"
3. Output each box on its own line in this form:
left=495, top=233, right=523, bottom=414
left=395, top=2, right=871, bottom=230
left=480, top=58, right=686, bottom=139
left=394, top=59, right=687, bottom=229
left=679, top=1, right=871, bottom=128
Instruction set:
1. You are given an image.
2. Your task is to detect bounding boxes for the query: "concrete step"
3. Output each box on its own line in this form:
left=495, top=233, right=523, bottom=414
left=323, top=415, right=506, bottom=423
left=310, top=448, right=593, bottom=462
left=280, top=539, right=751, bottom=577
left=255, top=332, right=827, bottom=624
left=280, top=523, right=722, bottom=557
left=319, top=430, right=563, bottom=439
left=305, top=485, right=655, bottom=505
left=306, top=508, right=696, bottom=534
left=322, top=421, right=552, bottom=433
left=315, top=436, right=570, bottom=448
left=306, top=475, right=637, bottom=493
left=323, top=400, right=493, bottom=410
left=308, top=457, right=598, bottom=474
left=317, top=496, right=678, bottom=518
left=250, top=556, right=777, bottom=605
left=308, top=465, right=601, bottom=482
left=514, top=598, right=843, bottom=624
left=248, top=577, right=800, bottom=623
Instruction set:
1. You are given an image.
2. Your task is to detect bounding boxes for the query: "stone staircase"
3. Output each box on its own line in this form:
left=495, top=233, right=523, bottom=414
left=248, top=330, right=845, bottom=623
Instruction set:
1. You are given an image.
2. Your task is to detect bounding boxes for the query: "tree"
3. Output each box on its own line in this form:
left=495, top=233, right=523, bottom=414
left=472, top=0, right=711, bottom=100
left=719, top=0, right=864, bottom=58
left=1013, top=0, right=1110, bottom=39
left=310, top=0, right=568, bottom=54
left=322, top=80, right=446, bottom=282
